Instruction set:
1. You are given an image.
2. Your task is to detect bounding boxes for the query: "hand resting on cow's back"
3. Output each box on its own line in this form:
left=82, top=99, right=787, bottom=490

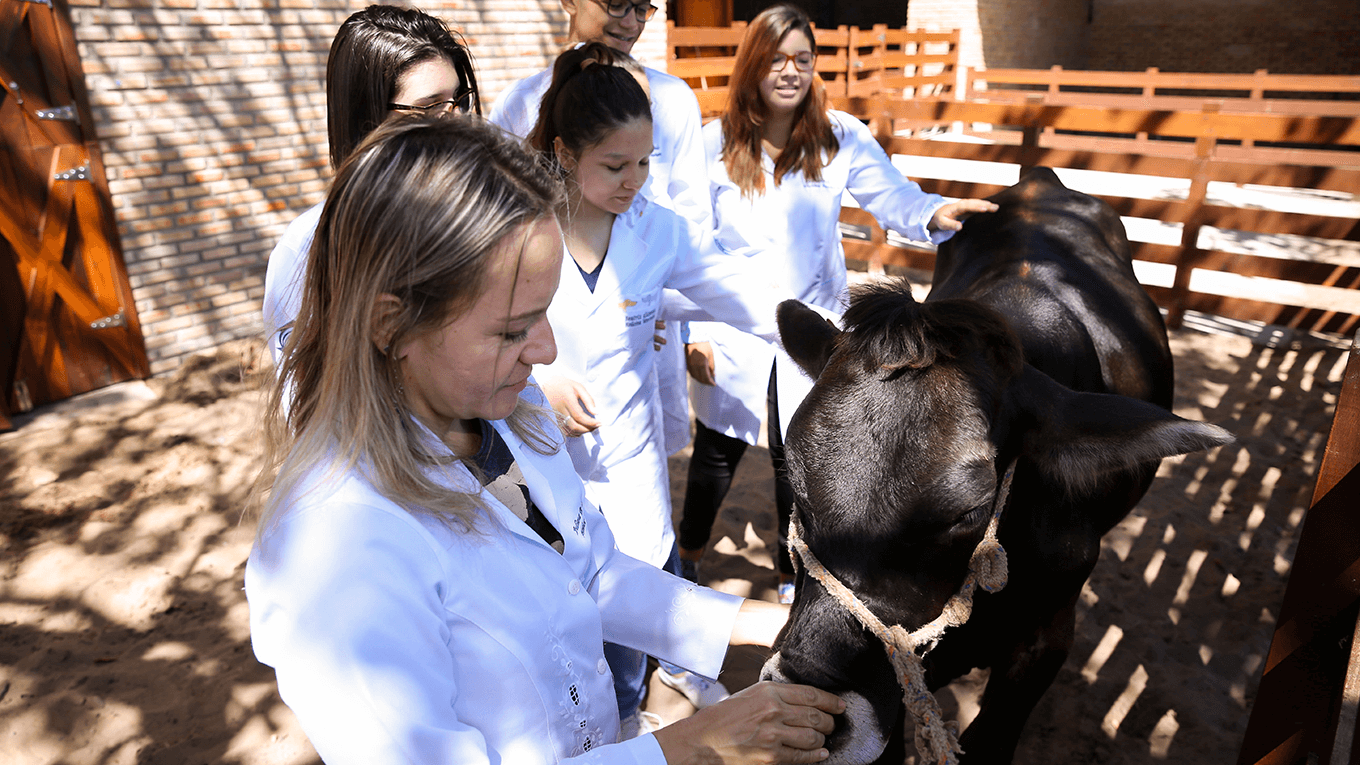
left=760, top=167, right=1234, bottom=765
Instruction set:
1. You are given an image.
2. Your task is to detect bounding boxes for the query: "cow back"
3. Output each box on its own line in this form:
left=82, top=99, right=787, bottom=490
left=928, top=166, right=1173, bottom=408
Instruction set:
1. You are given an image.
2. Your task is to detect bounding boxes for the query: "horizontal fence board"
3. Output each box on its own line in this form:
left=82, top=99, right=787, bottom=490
left=853, top=99, right=1360, bottom=145
left=969, top=90, right=1360, bottom=117
left=969, top=67, right=1360, bottom=96
left=1142, top=285, right=1360, bottom=334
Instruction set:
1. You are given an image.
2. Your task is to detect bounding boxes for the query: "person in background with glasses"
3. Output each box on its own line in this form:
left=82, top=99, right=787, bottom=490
left=489, top=0, right=730, bottom=730
left=675, top=4, right=997, bottom=604
left=490, top=0, right=706, bottom=228
left=262, top=4, right=480, bottom=369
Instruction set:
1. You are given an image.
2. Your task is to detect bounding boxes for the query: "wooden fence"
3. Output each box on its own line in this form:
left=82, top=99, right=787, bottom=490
left=666, top=21, right=958, bottom=117
left=834, top=95, right=1360, bottom=333
left=965, top=66, right=1360, bottom=117
left=668, top=31, right=1360, bottom=333
left=1236, top=328, right=1360, bottom=765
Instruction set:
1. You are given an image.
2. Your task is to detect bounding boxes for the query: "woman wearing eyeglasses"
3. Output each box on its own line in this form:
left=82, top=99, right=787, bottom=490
left=263, top=4, right=480, bottom=367
left=675, top=4, right=997, bottom=598
left=490, top=0, right=707, bottom=228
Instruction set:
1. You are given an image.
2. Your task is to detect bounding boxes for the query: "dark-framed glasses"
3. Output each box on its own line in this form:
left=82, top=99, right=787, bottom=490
left=389, top=87, right=477, bottom=115
left=770, top=51, right=816, bottom=72
left=593, top=0, right=657, bottom=22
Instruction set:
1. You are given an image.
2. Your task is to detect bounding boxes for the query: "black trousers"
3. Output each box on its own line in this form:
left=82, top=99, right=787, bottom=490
left=678, top=363, right=795, bottom=575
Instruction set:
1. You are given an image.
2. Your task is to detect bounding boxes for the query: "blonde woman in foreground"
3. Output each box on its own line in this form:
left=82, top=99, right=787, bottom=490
left=244, top=114, right=842, bottom=765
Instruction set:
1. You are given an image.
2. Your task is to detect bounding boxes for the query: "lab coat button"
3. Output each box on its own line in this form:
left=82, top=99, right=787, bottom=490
left=568, top=580, right=582, bottom=595
left=597, top=658, right=609, bottom=675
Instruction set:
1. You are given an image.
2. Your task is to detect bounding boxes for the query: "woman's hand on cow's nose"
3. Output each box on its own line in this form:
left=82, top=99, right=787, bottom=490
left=653, top=680, right=844, bottom=764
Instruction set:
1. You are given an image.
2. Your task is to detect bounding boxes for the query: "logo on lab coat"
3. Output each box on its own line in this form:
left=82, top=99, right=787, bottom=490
left=620, top=294, right=657, bottom=329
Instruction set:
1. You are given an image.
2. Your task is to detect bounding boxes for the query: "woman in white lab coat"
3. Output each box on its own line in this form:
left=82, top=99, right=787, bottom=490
left=488, top=0, right=709, bottom=463
left=528, top=43, right=789, bottom=729
left=676, top=4, right=998, bottom=598
left=246, top=115, right=842, bottom=765
left=262, top=4, right=481, bottom=367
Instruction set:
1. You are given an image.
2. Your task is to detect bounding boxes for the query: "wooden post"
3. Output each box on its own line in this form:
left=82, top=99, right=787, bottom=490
left=1166, top=105, right=1219, bottom=330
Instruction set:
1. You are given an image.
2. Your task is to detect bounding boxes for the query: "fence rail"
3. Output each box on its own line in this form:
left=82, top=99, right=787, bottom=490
left=668, top=31, right=1360, bottom=333
left=965, top=66, right=1360, bottom=117
left=834, top=96, right=1360, bottom=333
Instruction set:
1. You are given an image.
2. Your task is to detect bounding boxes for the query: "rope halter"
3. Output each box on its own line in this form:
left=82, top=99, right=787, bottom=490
left=786, top=460, right=1016, bottom=765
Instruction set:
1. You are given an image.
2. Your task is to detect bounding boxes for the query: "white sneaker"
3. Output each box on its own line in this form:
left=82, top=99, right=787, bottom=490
left=619, top=710, right=663, bottom=740
left=657, top=669, right=730, bottom=709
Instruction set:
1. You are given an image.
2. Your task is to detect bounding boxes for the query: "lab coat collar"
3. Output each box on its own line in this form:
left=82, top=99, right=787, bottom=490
left=560, top=193, right=653, bottom=315
left=407, top=415, right=570, bottom=557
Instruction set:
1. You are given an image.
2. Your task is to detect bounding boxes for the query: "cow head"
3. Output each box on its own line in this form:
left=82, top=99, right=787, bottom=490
left=762, top=282, right=1233, bottom=763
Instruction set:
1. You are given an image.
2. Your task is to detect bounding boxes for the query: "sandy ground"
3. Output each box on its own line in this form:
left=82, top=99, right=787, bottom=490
left=0, top=300, right=1352, bottom=764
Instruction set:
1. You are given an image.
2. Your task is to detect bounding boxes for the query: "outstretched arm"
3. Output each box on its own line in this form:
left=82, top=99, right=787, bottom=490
left=928, top=198, right=999, bottom=232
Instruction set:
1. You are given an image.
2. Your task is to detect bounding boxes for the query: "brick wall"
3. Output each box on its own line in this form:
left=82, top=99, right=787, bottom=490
left=1086, top=0, right=1359, bottom=74
left=908, top=0, right=1359, bottom=75
left=70, top=0, right=668, bottom=376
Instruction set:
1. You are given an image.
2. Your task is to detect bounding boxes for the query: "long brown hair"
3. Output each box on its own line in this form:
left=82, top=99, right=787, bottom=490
left=254, top=115, right=563, bottom=536
left=721, top=4, right=838, bottom=197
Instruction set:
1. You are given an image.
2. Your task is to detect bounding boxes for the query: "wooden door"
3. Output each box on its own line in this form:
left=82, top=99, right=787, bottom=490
left=671, top=0, right=732, bottom=28
left=0, top=0, right=148, bottom=430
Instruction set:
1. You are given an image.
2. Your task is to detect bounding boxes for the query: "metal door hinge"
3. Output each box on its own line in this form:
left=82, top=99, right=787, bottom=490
left=36, top=104, right=78, bottom=123
left=54, top=164, right=89, bottom=181
left=90, top=311, right=126, bottom=330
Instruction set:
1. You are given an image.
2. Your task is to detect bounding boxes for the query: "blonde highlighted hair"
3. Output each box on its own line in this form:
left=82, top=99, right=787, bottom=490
left=253, top=115, right=564, bottom=535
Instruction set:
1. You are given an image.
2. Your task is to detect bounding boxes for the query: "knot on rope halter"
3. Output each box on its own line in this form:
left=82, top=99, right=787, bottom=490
left=970, top=536, right=1008, bottom=593
left=785, top=459, right=1017, bottom=765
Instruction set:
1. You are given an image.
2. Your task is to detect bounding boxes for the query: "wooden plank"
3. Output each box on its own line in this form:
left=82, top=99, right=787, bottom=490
left=667, top=57, right=738, bottom=78
left=859, top=99, right=1360, bottom=145
left=666, top=23, right=745, bottom=47
left=1237, top=330, right=1360, bottom=765
left=969, top=89, right=1360, bottom=118
left=969, top=66, right=1360, bottom=95
left=1315, top=330, right=1360, bottom=505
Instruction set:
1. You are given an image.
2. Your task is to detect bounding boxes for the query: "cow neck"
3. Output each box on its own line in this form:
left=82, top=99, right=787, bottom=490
left=786, top=458, right=1017, bottom=765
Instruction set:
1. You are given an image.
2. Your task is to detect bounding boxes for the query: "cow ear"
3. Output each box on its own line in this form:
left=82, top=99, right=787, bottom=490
left=1012, top=364, right=1234, bottom=493
left=777, top=299, right=842, bottom=380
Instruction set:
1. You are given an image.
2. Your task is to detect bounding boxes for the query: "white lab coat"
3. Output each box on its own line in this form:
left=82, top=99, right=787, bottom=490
left=540, top=194, right=781, bottom=568
left=261, top=201, right=323, bottom=366
left=690, top=110, right=954, bottom=442
left=491, top=64, right=710, bottom=456
left=246, top=389, right=744, bottom=765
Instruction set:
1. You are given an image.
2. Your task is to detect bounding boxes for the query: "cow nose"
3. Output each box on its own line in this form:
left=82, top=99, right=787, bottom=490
left=761, top=652, right=889, bottom=765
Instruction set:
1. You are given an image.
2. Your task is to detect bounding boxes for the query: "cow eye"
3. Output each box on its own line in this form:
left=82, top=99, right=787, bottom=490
left=954, top=503, right=990, bottom=529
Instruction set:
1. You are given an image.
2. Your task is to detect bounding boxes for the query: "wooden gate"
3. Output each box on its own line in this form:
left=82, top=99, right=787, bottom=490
left=0, top=0, right=148, bottom=430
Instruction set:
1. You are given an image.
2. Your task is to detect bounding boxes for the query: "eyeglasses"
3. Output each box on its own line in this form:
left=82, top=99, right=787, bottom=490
left=389, top=87, right=476, bottom=115
left=592, top=0, right=657, bottom=22
left=770, top=51, right=816, bottom=72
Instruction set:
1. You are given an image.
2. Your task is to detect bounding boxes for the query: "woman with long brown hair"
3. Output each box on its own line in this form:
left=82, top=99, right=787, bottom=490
left=676, top=4, right=997, bottom=599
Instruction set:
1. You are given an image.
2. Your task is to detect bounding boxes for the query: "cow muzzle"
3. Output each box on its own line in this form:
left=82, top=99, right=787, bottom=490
left=760, top=651, right=889, bottom=765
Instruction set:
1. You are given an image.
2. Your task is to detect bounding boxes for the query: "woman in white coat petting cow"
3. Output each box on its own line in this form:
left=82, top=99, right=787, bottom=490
left=676, top=4, right=998, bottom=599
left=527, top=42, right=794, bottom=735
left=245, top=115, right=843, bottom=765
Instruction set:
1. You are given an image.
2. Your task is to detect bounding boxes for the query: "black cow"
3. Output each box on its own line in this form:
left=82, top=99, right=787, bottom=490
left=764, top=167, right=1234, bottom=764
